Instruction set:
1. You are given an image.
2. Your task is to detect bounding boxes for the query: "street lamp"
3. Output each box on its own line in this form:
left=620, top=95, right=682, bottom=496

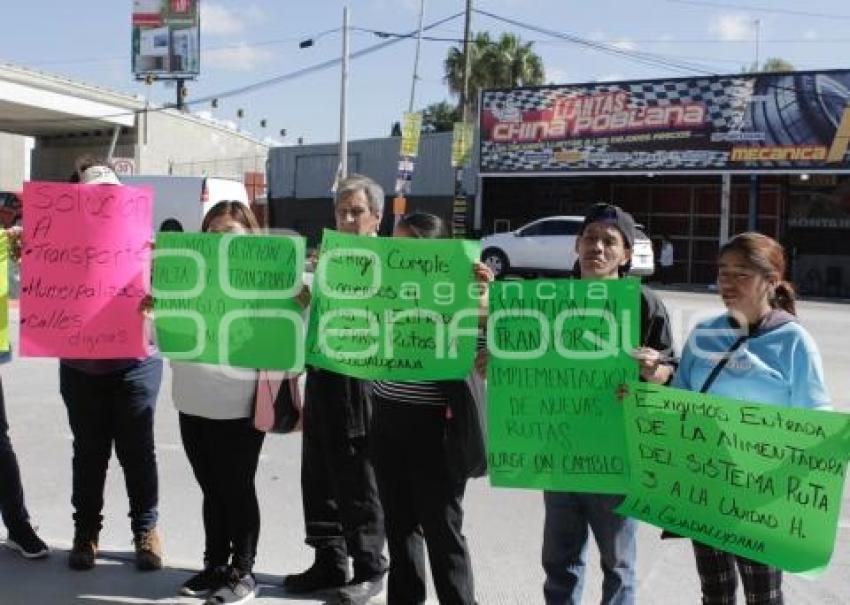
left=298, top=16, right=349, bottom=181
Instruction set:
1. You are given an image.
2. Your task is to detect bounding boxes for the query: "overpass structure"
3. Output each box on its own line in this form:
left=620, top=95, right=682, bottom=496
left=0, top=62, right=268, bottom=183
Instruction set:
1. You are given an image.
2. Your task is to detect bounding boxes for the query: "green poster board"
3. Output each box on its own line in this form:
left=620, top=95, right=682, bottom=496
left=305, top=230, right=480, bottom=380
left=0, top=232, right=7, bottom=352
left=153, top=232, right=306, bottom=370
left=487, top=278, right=640, bottom=493
left=617, top=383, right=850, bottom=573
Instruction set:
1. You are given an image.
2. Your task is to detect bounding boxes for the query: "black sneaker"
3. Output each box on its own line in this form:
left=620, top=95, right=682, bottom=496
left=5, top=523, right=49, bottom=559
left=283, top=554, right=347, bottom=594
left=204, top=568, right=257, bottom=605
left=180, top=565, right=227, bottom=597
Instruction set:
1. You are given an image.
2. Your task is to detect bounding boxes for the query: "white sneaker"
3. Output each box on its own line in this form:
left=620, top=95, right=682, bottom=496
left=204, top=569, right=257, bottom=605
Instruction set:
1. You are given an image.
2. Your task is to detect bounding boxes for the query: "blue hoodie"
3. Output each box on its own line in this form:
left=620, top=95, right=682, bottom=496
left=672, top=310, right=830, bottom=410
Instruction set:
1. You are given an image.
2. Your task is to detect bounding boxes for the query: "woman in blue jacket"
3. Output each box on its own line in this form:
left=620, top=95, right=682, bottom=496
left=673, top=232, right=830, bottom=604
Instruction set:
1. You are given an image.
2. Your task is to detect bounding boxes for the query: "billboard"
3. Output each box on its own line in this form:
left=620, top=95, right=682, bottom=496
left=479, top=70, right=850, bottom=175
left=132, top=0, right=200, bottom=79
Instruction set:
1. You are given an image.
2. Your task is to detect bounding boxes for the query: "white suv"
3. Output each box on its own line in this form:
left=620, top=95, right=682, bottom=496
left=480, top=216, right=654, bottom=278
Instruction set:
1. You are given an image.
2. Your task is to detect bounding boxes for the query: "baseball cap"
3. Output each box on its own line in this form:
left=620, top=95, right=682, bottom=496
left=579, top=203, right=636, bottom=249
left=79, top=165, right=120, bottom=185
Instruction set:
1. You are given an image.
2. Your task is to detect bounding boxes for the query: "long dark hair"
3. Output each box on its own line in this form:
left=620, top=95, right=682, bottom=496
left=397, top=212, right=448, bottom=239
left=201, top=201, right=261, bottom=234
left=719, top=232, right=796, bottom=315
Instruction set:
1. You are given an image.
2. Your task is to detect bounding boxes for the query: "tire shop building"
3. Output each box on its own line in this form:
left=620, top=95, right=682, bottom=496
left=267, top=69, right=850, bottom=297
left=477, top=69, right=850, bottom=296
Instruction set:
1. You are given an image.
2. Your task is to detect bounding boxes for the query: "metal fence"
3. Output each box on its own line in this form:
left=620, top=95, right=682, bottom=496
left=168, top=154, right=267, bottom=180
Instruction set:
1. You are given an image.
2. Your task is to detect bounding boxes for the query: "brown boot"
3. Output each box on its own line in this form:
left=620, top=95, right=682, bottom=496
left=68, top=529, right=99, bottom=571
left=133, top=528, right=163, bottom=571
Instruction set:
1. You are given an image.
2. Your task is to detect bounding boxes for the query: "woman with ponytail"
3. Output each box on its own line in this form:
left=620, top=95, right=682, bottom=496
left=672, top=232, right=830, bottom=604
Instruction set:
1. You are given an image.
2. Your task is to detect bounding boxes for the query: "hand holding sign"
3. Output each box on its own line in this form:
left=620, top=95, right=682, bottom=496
left=486, top=278, right=641, bottom=493
left=20, top=182, right=152, bottom=358
left=617, top=383, right=850, bottom=573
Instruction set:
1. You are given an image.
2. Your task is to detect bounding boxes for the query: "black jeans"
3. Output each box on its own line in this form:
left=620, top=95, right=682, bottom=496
left=179, top=413, right=265, bottom=572
left=373, top=397, right=475, bottom=605
left=300, top=369, right=386, bottom=578
left=59, top=357, right=162, bottom=534
left=0, top=377, right=30, bottom=533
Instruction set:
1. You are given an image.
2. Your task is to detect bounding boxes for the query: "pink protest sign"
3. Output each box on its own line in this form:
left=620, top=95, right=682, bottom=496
left=20, top=182, right=153, bottom=358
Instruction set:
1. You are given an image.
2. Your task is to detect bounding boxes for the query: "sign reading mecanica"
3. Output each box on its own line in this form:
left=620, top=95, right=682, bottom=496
left=305, top=230, right=480, bottom=380
left=153, top=232, right=305, bottom=370
left=487, top=278, right=640, bottom=493
left=617, top=383, right=850, bottom=573
left=480, top=70, right=850, bottom=174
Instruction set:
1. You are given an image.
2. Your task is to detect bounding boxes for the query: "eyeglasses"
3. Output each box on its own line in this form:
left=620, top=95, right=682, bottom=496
left=716, top=270, right=758, bottom=283
left=335, top=205, right=369, bottom=219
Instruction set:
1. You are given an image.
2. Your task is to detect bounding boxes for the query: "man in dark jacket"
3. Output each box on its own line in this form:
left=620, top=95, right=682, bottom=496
left=542, top=203, right=676, bottom=605
left=284, top=174, right=388, bottom=604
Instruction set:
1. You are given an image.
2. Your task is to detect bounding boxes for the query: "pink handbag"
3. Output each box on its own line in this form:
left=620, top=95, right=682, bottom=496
left=252, top=370, right=303, bottom=433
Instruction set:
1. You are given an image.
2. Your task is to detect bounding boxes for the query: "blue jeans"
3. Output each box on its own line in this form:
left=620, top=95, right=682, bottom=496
left=542, top=492, right=637, bottom=605
left=60, top=358, right=162, bottom=535
left=0, top=378, right=30, bottom=532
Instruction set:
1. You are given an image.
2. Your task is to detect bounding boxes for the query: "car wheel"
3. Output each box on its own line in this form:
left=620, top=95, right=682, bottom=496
left=482, top=248, right=509, bottom=278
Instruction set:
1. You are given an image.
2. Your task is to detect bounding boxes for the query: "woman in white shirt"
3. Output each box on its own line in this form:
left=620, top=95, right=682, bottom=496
left=171, top=201, right=264, bottom=605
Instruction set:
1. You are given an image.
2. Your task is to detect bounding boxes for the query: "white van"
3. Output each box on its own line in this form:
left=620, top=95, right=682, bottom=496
left=120, top=175, right=250, bottom=233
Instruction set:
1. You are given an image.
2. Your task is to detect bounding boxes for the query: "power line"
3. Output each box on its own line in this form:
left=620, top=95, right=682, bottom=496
left=366, top=28, right=850, bottom=46
left=20, top=31, right=345, bottom=68
left=185, top=11, right=463, bottom=106
left=18, top=28, right=850, bottom=68
left=666, top=0, right=850, bottom=20
left=0, top=11, right=465, bottom=126
left=473, top=8, right=721, bottom=75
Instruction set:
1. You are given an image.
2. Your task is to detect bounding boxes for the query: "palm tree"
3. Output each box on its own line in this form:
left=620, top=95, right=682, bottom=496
left=444, top=32, right=545, bottom=117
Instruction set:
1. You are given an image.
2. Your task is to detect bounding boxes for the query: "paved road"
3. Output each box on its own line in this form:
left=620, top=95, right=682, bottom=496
left=1, top=289, right=849, bottom=603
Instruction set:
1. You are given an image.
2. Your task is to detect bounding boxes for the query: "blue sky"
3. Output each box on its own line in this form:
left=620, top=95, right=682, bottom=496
left=2, top=0, right=850, bottom=145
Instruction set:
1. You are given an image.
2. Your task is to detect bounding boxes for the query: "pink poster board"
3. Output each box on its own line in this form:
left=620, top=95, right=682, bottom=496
left=20, top=182, right=153, bottom=358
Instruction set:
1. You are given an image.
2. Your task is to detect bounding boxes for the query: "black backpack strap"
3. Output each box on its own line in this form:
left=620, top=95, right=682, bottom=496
left=699, top=335, right=748, bottom=394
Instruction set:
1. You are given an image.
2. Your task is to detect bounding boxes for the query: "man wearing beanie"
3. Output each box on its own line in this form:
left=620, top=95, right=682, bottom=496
left=542, top=203, right=676, bottom=605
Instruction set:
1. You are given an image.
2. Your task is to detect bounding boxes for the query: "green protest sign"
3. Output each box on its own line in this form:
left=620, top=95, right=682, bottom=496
left=487, top=278, right=640, bottom=493
left=153, top=232, right=306, bottom=370
left=305, top=229, right=480, bottom=380
left=617, top=383, right=850, bottom=573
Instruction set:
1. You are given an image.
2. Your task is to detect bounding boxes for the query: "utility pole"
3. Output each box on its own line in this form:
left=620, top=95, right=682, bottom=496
left=452, top=0, right=474, bottom=238
left=458, top=0, right=473, bottom=122
left=754, top=18, right=761, bottom=70
left=408, top=0, right=426, bottom=112
left=339, top=6, right=350, bottom=181
left=176, top=78, right=187, bottom=111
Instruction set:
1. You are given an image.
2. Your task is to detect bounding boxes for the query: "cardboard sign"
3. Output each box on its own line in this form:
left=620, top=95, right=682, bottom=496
left=305, top=230, right=480, bottom=380
left=618, top=383, right=850, bottom=573
left=487, top=278, right=640, bottom=493
left=0, top=232, right=8, bottom=352
left=20, top=182, right=152, bottom=358
left=153, top=232, right=306, bottom=370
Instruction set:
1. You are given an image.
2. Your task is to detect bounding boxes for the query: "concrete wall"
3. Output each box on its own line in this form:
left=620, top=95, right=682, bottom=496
left=32, top=132, right=137, bottom=181
left=30, top=108, right=268, bottom=182
left=0, top=132, right=27, bottom=190
left=139, top=110, right=268, bottom=179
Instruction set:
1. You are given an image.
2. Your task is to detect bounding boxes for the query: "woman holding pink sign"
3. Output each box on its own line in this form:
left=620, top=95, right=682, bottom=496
left=58, top=159, right=164, bottom=572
